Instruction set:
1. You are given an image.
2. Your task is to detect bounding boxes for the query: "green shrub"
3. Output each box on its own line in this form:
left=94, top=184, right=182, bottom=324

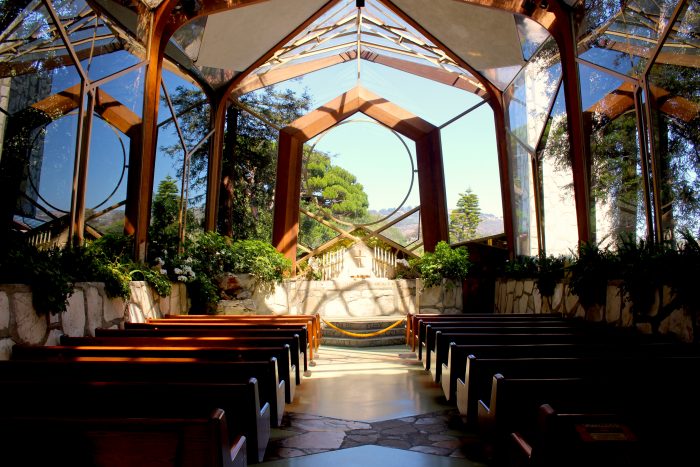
left=568, top=242, right=617, bottom=308
left=229, top=239, right=292, bottom=285
left=413, top=241, right=471, bottom=289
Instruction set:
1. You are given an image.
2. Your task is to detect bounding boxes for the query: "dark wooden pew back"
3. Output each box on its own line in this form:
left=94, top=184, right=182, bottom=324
left=0, top=409, right=247, bottom=467
left=95, top=328, right=306, bottom=379
left=160, top=314, right=321, bottom=351
left=0, top=378, right=271, bottom=463
left=11, top=344, right=291, bottom=422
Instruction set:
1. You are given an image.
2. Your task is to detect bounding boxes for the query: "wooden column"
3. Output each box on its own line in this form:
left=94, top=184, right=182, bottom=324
left=204, top=92, right=228, bottom=232
left=415, top=128, right=449, bottom=252
left=124, top=4, right=173, bottom=261
left=491, top=95, right=516, bottom=258
left=70, top=88, right=95, bottom=245
left=272, top=131, right=304, bottom=266
left=551, top=9, right=591, bottom=245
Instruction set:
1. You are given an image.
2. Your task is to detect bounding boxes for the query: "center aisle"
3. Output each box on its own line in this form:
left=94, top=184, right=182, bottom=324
left=261, top=345, right=487, bottom=466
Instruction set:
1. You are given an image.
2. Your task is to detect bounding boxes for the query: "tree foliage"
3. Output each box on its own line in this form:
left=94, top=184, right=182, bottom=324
left=449, top=188, right=481, bottom=243
left=161, top=84, right=372, bottom=250
left=303, top=149, right=369, bottom=219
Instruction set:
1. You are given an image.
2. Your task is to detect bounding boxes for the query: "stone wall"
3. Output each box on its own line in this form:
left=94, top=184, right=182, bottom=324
left=0, top=281, right=187, bottom=359
left=217, top=275, right=466, bottom=317
left=218, top=275, right=417, bottom=318
left=493, top=278, right=695, bottom=342
left=415, top=279, right=463, bottom=314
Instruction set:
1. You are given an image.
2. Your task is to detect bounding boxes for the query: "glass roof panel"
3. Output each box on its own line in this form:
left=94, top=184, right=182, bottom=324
left=577, top=0, right=687, bottom=78
left=84, top=48, right=140, bottom=81
left=170, top=16, right=207, bottom=63
left=515, top=15, right=550, bottom=62
left=233, top=0, right=482, bottom=102
left=578, top=61, right=625, bottom=118
left=505, top=37, right=561, bottom=152
left=659, top=0, right=699, bottom=59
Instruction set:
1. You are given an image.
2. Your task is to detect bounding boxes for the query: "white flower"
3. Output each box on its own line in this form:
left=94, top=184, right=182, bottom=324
left=174, top=267, right=183, bottom=275
left=160, top=268, right=167, bottom=275
left=155, top=257, right=164, bottom=266
left=397, top=258, right=409, bottom=267
left=177, top=275, right=187, bottom=282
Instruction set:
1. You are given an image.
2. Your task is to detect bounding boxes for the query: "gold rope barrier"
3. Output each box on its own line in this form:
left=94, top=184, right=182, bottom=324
left=321, top=318, right=405, bottom=338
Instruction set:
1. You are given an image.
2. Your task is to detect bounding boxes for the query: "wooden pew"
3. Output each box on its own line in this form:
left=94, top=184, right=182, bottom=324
left=427, top=327, right=586, bottom=375
left=0, top=379, right=271, bottom=463
left=433, top=324, right=663, bottom=383
left=0, top=409, right=247, bottom=467
left=478, top=358, right=700, bottom=466
left=407, top=312, right=562, bottom=348
left=2, top=356, right=280, bottom=444
left=122, top=322, right=310, bottom=373
left=59, top=336, right=297, bottom=403
left=416, top=318, right=572, bottom=360
left=161, top=313, right=321, bottom=353
left=96, top=328, right=305, bottom=382
left=407, top=313, right=564, bottom=351
left=509, top=403, right=639, bottom=467
left=152, top=317, right=319, bottom=357
left=445, top=341, right=699, bottom=406
left=457, top=355, right=645, bottom=426
left=137, top=320, right=315, bottom=361
left=11, top=345, right=288, bottom=425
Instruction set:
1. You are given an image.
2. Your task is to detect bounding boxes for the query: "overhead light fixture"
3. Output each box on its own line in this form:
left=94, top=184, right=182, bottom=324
left=356, top=0, right=365, bottom=7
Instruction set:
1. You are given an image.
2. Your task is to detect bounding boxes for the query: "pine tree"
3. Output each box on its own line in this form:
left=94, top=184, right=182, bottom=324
left=449, top=188, right=481, bottom=243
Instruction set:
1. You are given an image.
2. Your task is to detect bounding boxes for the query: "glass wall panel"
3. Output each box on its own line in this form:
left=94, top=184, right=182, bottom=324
left=647, top=0, right=700, bottom=240
left=538, top=86, right=578, bottom=256
left=505, top=37, right=561, bottom=152
left=591, top=113, right=647, bottom=247
left=98, top=66, right=145, bottom=117
left=84, top=115, right=129, bottom=234
left=504, top=36, right=562, bottom=256
left=151, top=71, right=210, bottom=258
left=15, top=113, right=79, bottom=233
left=441, top=104, right=502, bottom=245
left=579, top=60, right=648, bottom=246
left=509, top=134, right=536, bottom=256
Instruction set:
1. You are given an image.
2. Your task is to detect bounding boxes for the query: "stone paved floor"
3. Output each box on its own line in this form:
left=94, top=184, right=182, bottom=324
left=262, top=345, right=487, bottom=465
left=265, top=409, right=486, bottom=462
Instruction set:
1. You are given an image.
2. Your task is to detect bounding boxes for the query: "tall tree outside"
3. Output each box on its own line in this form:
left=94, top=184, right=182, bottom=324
left=161, top=84, right=371, bottom=250
left=450, top=188, right=482, bottom=243
left=149, top=176, right=181, bottom=259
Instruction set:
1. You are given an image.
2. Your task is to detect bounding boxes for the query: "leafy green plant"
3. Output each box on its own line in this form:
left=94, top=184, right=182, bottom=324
left=395, top=257, right=420, bottom=280
left=615, top=235, right=667, bottom=318
left=567, top=242, right=617, bottom=309
left=0, top=233, right=177, bottom=315
left=229, top=239, right=292, bottom=285
left=501, top=255, right=538, bottom=279
left=413, top=241, right=471, bottom=289
left=535, top=254, right=568, bottom=298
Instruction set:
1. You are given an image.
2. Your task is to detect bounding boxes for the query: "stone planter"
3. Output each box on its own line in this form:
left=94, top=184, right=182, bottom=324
left=0, top=280, right=187, bottom=359
left=493, top=278, right=695, bottom=342
left=415, top=278, right=463, bottom=314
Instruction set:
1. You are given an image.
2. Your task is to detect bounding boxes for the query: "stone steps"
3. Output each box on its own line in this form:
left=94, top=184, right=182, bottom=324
left=320, top=316, right=407, bottom=347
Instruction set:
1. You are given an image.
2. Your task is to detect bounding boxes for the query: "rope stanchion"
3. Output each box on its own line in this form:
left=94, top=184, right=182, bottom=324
left=321, top=318, right=405, bottom=338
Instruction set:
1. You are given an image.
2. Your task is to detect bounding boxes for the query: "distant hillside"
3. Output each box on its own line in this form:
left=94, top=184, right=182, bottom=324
left=369, top=206, right=504, bottom=239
